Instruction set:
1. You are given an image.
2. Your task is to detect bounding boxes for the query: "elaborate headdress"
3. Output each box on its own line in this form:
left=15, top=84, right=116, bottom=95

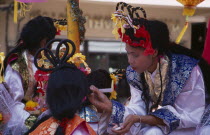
left=112, top=2, right=155, bottom=55
left=34, top=38, right=90, bottom=71
left=33, top=39, right=90, bottom=132
left=34, top=39, right=76, bottom=71
left=53, top=19, right=67, bottom=35
left=25, top=39, right=90, bottom=115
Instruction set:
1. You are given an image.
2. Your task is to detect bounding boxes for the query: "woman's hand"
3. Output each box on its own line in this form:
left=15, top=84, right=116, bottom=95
left=112, top=114, right=140, bottom=134
left=87, top=85, right=112, bottom=113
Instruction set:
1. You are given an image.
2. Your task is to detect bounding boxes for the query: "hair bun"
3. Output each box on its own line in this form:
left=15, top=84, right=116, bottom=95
left=34, top=39, right=76, bottom=72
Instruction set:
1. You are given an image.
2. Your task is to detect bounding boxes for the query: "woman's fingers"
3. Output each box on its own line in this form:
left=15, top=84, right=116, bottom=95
left=112, top=125, right=130, bottom=134
left=88, top=85, right=113, bottom=113
left=90, top=85, right=98, bottom=92
left=89, top=85, right=108, bottom=101
left=89, top=85, right=103, bottom=99
left=121, top=119, right=130, bottom=129
left=112, top=114, right=135, bottom=134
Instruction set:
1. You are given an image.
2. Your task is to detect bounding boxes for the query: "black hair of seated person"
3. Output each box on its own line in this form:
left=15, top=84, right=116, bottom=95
left=124, top=18, right=210, bottom=113
left=116, top=71, right=131, bottom=103
left=82, top=69, right=112, bottom=106
left=25, top=63, right=89, bottom=135
left=87, top=69, right=112, bottom=96
left=4, top=16, right=56, bottom=68
left=87, top=69, right=112, bottom=88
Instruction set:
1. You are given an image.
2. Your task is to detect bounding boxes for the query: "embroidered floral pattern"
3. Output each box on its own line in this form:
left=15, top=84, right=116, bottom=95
left=110, top=100, right=125, bottom=124
left=29, top=115, right=96, bottom=135
left=126, top=66, right=142, bottom=90
left=200, top=104, right=210, bottom=126
left=79, top=105, right=99, bottom=123
left=126, top=54, right=199, bottom=132
left=126, top=54, right=198, bottom=105
left=162, top=54, right=198, bottom=105
left=151, top=108, right=180, bottom=133
left=10, top=53, right=29, bottom=95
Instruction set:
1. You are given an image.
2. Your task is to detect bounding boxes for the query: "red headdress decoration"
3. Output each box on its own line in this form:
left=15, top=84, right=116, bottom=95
left=111, top=2, right=155, bottom=55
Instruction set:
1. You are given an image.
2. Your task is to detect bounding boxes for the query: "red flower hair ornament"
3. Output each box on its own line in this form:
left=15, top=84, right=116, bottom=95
left=118, top=26, right=155, bottom=56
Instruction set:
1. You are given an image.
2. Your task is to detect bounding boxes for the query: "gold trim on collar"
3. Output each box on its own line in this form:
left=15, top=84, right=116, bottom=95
left=144, top=55, right=169, bottom=104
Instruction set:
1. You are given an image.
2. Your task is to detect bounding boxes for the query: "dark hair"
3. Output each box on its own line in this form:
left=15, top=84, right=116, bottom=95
left=115, top=70, right=131, bottom=102
left=87, top=69, right=112, bottom=89
left=48, top=64, right=88, bottom=134
left=26, top=64, right=88, bottom=135
left=83, top=69, right=112, bottom=106
left=4, top=16, right=56, bottom=67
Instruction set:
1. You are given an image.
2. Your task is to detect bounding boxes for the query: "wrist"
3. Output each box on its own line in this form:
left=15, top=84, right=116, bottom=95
left=134, top=115, right=141, bottom=123
left=106, top=100, right=113, bottom=113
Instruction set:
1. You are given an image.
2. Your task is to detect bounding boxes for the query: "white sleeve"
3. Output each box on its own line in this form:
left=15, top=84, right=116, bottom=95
left=156, top=65, right=205, bottom=133
left=4, top=65, right=25, bottom=102
left=105, top=84, right=146, bottom=135
left=4, top=65, right=29, bottom=122
left=97, top=84, right=146, bottom=134
left=124, top=84, right=146, bottom=118
left=110, top=84, right=146, bottom=124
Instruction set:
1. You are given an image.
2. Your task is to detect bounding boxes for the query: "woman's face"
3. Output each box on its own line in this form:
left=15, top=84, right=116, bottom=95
left=125, top=44, right=156, bottom=74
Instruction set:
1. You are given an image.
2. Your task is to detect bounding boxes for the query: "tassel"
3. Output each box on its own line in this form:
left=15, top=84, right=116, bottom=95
left=175, top=16, right=189, bottom=44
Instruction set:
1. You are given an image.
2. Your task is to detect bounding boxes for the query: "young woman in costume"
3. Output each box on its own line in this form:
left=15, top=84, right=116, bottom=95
left=88, top=2, right=210, bottom=135
left=3, top=16, right=56, bottom=130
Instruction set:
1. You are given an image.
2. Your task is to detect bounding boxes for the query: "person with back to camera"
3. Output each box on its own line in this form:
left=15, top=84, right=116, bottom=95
left=25, top=39, right=96, bottom=135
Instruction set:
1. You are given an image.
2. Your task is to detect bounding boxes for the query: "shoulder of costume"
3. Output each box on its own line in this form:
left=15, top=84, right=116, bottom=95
left=7, top=52, right=21, bottom=65
left=162, top=53, right=199, bottom=105
left=168, top=53, right=199, bottom=71
left=126, top=65, right=142, bottom=91
left=8, top=52, right=27, bottom=72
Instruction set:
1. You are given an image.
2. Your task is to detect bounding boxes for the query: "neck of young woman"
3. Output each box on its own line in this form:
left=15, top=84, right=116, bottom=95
left=147, top=57, right=159, bottom=73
